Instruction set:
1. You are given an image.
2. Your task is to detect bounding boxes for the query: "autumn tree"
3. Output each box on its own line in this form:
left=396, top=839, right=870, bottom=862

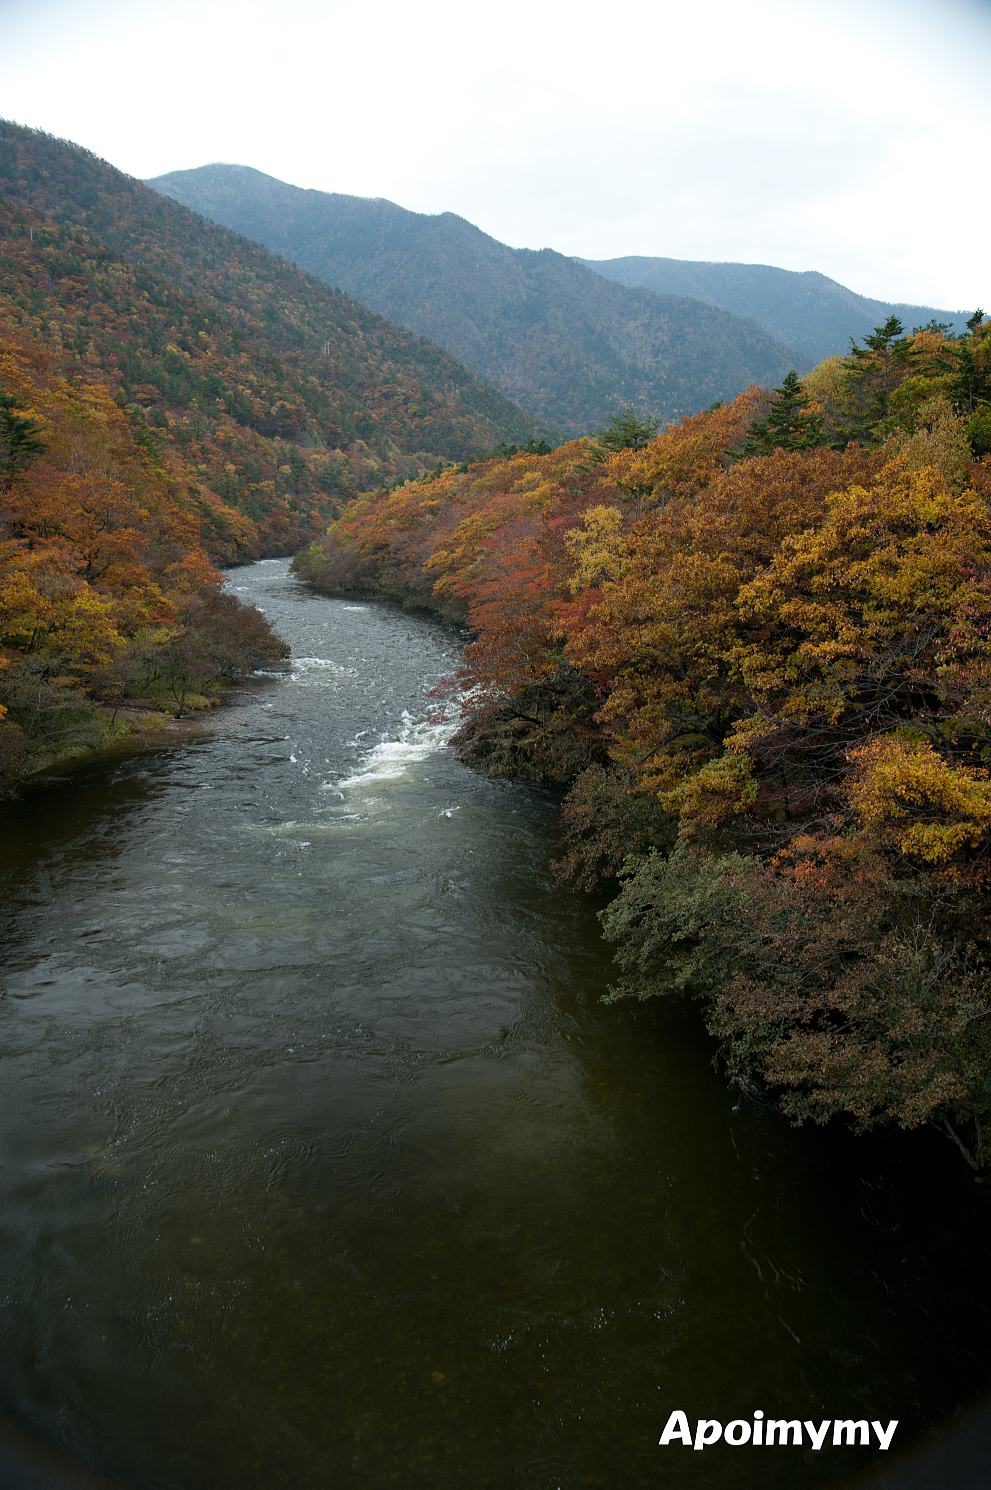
left=0, top=337, right=287, bottom=790
left=297, top=326, right=991, bottom=1169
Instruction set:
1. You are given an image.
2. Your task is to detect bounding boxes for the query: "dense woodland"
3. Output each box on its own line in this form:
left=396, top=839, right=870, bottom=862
left=0, top=121, right=542, bottom=793
left=5, top=115, right=991, bottom=1172
left=297, top=314, right=991, bottom=1170
left=0, top=334, right=288, bottom=792
left=150, top=164, right=797, bottom=434
left=0, top=122, right=540, bottom=560
left=583, top=255, right=969, bottom=365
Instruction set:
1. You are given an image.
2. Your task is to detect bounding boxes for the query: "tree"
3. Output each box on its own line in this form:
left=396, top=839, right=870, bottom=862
left=737, top=371, right=825, bottom=455
left=595, top=409, right=660, bottom=453
left=864, top=314, right=908, bottom=351
left=838, top=316, right=912, bottom=441
left=0, top=388, right=45, bottom=492
left=0, top=343, right=288, bottom=791
left=965, top=405, right=991, bottom=456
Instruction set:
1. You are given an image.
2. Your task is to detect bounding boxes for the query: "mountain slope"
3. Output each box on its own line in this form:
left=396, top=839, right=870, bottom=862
left=0, top=122, right=541, bottom=559
left=578, top=256, right=971, bottom=366
left=148, top=164, right=797, bottom=435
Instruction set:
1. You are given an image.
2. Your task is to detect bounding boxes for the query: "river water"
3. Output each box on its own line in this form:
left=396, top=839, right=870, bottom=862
left=1, top=559, right=989, bottom=1490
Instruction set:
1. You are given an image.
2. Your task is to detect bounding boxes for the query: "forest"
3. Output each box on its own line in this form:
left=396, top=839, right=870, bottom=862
left=0, top=120, right=543, bottom=796
left=148, top=162, right=797, bottom=436
left=0, top=121, right=541, bottom=560
left=296, top=312, right=991, bottom=1170
left=0, top=333, right=288, bottom=793
left=5, top=114, right=991, bottom=1169
left=152, top=163, right=968, bottom=427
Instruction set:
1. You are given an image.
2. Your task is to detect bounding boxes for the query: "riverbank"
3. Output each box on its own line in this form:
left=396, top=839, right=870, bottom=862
left=291, top=410, right=991, bottom=1175
left=8, top=676, right=294, bottom=795
left=3, top=620, right=291, bottom=800
left=13, top=698, right=223, bottom=794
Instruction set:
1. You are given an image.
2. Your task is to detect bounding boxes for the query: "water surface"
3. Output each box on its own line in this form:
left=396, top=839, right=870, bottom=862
left=1, top=560, right=989, bottom=1489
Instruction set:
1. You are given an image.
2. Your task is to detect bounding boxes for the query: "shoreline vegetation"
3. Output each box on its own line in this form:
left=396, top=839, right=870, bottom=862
left=0, top=340, right=290, bottom=800
left=12, top=687, right=248, bottom=793
left=294, top=314, right=991, bottom=1172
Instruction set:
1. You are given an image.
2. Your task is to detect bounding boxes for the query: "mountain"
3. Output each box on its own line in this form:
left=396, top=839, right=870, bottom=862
left=0, top=122, right=542, bottom=560
left=147, top=165, right=797, bottom=435
left=578, top=256, right=971, bottom=366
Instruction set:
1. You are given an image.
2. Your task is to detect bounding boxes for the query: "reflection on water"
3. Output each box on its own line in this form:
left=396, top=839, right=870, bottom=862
left=0, top=560, right=989, bottom=1490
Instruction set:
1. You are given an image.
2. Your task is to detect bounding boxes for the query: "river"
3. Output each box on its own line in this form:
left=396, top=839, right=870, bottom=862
left=1, top=558, right=989, bottom=1490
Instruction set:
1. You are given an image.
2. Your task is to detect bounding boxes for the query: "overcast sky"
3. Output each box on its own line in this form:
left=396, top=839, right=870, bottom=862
left=2, top=0, right=989, bottom=309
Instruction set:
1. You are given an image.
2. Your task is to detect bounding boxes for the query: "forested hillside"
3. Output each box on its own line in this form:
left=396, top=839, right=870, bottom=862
left=0, top=121, right=546, bottom=795
left=0, top=334, right=290, bottom=794
left=148, top=164, right=796, bottom=434
left=581, top=255, right=970, bottom=366
left=297, top=313, right=991, bottom=1170
left=0, top=122, right=541, bottom=562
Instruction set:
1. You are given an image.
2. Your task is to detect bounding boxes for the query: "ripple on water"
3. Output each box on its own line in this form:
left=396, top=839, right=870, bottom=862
left=331, top=707, right=460, bottom=791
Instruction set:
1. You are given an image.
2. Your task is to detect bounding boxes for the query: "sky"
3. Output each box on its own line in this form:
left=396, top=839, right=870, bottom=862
left=2, top=0, right=989, bottom=309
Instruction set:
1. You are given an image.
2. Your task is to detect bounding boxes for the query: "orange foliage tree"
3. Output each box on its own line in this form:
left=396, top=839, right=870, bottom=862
left=0, top=340, right=287, bottom=791
left=298, top=321, right=991, bottom=1166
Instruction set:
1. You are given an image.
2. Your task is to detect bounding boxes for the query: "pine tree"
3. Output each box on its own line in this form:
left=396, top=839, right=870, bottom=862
left=838, top=317, right=912, bottom=442
left=0, top=388, right=46, bottom=491
left=739, top=371, right=825, bottom=456
left=595, top=409, right=660, bottom=454
left=954, top=312, right=988, bottom=415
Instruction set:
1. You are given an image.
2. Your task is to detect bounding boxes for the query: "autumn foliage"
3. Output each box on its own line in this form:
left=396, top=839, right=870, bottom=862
left=299, top=314, right=991, bottom=1168
left=0, top=338, right=287, bottom=791
left=0, top=120, right=541, bottom=565
left=0, top=119, right=550, bottom=794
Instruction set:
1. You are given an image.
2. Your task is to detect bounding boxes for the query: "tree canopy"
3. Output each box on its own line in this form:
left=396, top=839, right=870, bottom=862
left=297, top=313, right=991, bottom=1171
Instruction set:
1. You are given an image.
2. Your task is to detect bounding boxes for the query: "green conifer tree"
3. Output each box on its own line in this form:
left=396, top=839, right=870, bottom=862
left=739, top=371, right=826, bottom=456
left=0, top=389, right=46, bottom=491
left=838, top=317, right=912, bottom=442
left=954, top=311, right=988, bottom=415
left=595, top=409, right=660, bottom=454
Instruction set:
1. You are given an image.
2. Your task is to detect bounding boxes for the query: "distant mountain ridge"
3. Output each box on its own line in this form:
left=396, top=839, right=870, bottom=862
left=578, top=256, right=971, bottom=366
left=148, top=164, right=797, bottom=435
